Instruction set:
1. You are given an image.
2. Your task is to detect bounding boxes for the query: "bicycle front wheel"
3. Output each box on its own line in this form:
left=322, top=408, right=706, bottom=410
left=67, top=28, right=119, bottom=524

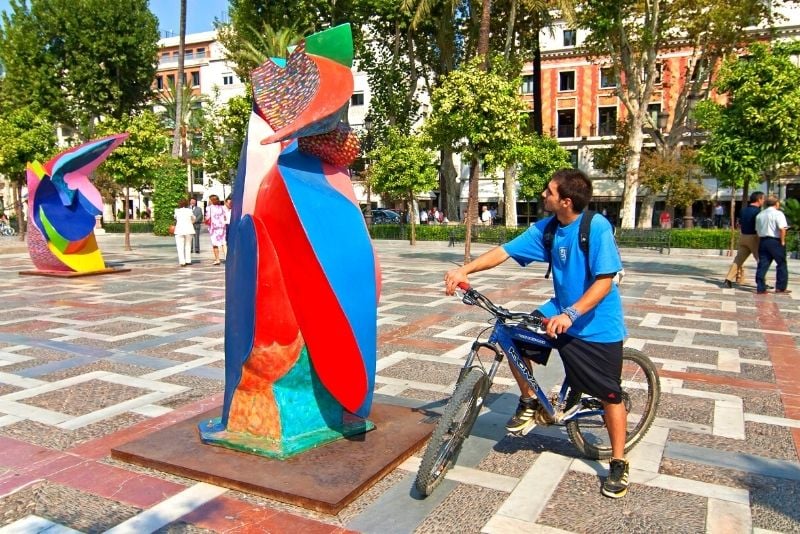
left=415, top=368, right=490, bottom=497
left=565, top=347, right=660, bottom=460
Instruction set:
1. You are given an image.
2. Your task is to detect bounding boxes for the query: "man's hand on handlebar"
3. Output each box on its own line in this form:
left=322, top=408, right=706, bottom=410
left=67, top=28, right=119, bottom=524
left=444, top=268, right=469, bottom=296
left=546, top=313, right=572, bottom=338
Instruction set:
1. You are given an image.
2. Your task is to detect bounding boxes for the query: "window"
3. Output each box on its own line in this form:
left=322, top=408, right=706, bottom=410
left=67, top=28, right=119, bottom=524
left=559, top=71, right=575, bottom=92
left=557, top=109, right=576, bottom=138
left=600, top=67, right=616, bottom=89
left=196, top=47, right=206, bottom=58
left=521, top=74, right=534, bottom=94
left=690, top=58, right=709, bottom=82
left=161, top=52, right=170, bottom=61
left=191, top=71, right=200, bottom=87
left=223, top=74, right=234, bottom=85
left=647, top=103, right=662, bottom=129
left=172, top=51, right=179, bottom=58
left=653, top=62, right=663, bottom=84
left=167, top=74, right=175, bottom=86
left=563, top=30, right=577, bottom=47
left=568, top=149, right=579, bottom=168
left=350, top=92, right=364, bottom=106
left=185, top=50, right=194, bottom=60
left=598, top=106, right=617, bottom=136
left=156, top=75, right=163, bottom=90
left=192, top=167, right=204, bottom=185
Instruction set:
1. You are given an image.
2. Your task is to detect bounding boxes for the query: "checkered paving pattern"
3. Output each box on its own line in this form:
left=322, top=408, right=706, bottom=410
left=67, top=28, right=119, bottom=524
left=0, top=234, right=798, bottom=533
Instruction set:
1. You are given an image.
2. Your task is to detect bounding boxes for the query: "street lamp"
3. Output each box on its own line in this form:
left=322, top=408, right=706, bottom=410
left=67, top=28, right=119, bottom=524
left=363, top=117, right=373, bottom=226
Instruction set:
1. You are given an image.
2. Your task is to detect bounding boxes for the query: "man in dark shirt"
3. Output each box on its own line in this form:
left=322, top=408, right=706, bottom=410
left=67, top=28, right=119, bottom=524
left=723, top=191, right=764, bottom=288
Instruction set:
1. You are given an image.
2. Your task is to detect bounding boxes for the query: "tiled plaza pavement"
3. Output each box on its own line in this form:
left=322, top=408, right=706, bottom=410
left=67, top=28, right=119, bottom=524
left=0, top=232, right=799, bottom=533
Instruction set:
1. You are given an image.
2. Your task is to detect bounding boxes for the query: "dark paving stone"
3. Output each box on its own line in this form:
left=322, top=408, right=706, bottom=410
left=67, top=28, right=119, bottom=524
left=657, top=392, right=714, bottom=425
left=642, top=343, right=718, bottom=365
left=659, top=317, right=722, bottom=331
left=0, top=480, right=140, bottom=532
left=693, top=334, right=768, bottom=349
left=0, top=413, right=147, bottom=451
left=158, top=376, right=222, bottom=410
left=539, top=471, right=707, bottom=533
left=21, top=379, right=146, bottom=417
left=380, top=359, right=461, bottom=387
left=686, top=382, right=785, bottom=418
left=668, top=422, right=797, bottom=462
left=690, top=362, right=776, bottom=384
left=413, top=485, right=507, bottom=533
left=38, top=360, right=153, bottom=381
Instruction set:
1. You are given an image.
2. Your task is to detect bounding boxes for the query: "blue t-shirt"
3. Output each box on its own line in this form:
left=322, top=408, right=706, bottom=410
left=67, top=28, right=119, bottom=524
left=502, top=213, right=627, bottom=342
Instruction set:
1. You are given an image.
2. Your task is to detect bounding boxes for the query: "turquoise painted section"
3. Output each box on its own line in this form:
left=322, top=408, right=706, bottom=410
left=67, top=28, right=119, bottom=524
left=274, top=346, right=342, bottom=440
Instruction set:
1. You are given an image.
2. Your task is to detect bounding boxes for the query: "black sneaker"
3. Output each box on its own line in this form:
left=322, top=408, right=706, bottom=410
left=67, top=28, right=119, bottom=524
left=723, top=280, right=733, bottom=289
left=602, top=458, right=630, bottom=498
left=505, top=397, right=538, bottom=434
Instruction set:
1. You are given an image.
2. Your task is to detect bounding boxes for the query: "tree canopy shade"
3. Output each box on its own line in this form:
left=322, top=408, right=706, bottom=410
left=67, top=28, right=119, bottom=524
left=152, top=157, right=190, bottom=236
left=0, top=0, right=159, bottom=134
left=505, top=134, right=572, bottom=202
left=369, top=128, right=438, bottom=245
left=200, top=92, right=252, bottom=188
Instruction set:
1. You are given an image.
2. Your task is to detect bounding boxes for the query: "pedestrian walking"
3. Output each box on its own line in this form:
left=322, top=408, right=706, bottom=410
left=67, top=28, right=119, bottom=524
left=189, top=198, right=203, bottom=253
left=205, top=195, right=227, bottom=265
left=723, top=192, right=764, bottom=289
left=173, top=199, right=196, bottom=267
left=755, top=196, right=790, bottom=294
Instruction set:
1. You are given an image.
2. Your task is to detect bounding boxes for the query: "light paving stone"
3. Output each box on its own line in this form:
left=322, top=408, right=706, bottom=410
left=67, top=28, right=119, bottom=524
left=104, top=482, right=227, bottom=534
left=492, top=452, right=572, bottom=524
left=744, top=412, right=800, bottom=429
left=399, top=457, right=518, bottom=492
left=0, top=515, right=82, bottom=534
left=129, top=404, right=174, bottom=417
left=626, top=424, right=669, bottom=472
left=707, top=498, right=752, bottom=534
left=713, top=397, right=746, bottom=440
left=482, top=515, right=573, bottom=534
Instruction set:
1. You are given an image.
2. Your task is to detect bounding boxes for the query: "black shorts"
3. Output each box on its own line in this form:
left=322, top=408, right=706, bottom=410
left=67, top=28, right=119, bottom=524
left=516, top=334, right=623, bottom=404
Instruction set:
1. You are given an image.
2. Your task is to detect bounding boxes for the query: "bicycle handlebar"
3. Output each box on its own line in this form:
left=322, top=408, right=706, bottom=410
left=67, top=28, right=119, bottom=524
left=457, top=283, right=546, bottom=327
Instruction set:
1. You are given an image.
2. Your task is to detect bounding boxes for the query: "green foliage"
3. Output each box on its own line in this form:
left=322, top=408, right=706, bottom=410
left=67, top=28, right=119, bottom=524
left=424, top=58, right=525, bottom=162
left=200, top=92, right=251, bottom=187
left=103, top=221, right=155, bottom=234
left=0, top=0, right=159, bottom=131
left=639, top=148, right=704, bottom=208
left=0, top=105, right=56, bottom=184
left=151, top=157, right=188, bottom=236
left=370, top=128, right=438, bottom=202
left=94, top=111, right=170, bottom=192
left=668, top=228, right=739, bottom=250
left=697, top=43, right=800, bottom=186
left=504, top=134, right=571, bottom=200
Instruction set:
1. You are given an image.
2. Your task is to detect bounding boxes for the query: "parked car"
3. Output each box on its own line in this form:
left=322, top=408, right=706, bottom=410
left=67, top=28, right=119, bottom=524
left=366, top=209, right=401, bottom=224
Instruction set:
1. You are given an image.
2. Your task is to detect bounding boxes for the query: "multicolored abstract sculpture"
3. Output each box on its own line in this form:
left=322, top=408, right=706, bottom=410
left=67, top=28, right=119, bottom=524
left=199, top=24, right=381, bottom=459
left=26, top=134, right=128, bottom=273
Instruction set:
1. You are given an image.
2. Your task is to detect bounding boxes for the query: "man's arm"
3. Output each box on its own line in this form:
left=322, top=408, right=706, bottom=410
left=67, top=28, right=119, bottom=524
left=780, top=226, right=787, bottom=247
left=444, top=246, right=510, bottom=295
left=545, top=274, right=614, bottom=337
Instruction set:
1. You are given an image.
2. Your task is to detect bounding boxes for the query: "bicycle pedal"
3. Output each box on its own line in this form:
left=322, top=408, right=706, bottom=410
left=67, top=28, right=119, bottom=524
left=507, top=421, right=537, bottom=437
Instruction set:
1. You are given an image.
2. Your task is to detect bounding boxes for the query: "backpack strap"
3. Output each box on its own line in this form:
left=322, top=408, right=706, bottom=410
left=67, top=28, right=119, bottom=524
left=544, top=211, right=596, bottom=280
left=543, top=216, right=559, bottom=279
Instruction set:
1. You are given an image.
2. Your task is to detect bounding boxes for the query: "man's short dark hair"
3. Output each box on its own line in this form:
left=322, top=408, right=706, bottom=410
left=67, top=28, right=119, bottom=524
left=551, top=168, right=592, bottom=213
left=749, top=191, right=764, bottom=203
left=764, top=195, right=779, bottom=207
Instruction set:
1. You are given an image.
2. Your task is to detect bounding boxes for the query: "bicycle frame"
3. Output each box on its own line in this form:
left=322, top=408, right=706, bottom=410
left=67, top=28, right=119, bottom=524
left=460, top=292, right=604, bottom=425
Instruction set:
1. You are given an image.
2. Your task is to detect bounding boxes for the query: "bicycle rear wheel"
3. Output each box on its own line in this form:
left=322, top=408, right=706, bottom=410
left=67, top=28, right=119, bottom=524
left=565, top=348, right=660, bottom=460
left=415, top=368, right=490, bottom=497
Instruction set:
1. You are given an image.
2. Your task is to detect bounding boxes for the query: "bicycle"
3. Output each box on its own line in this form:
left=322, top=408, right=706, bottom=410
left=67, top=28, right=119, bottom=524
left=415, top=284, right=661, bottom=497
left=0, top=222, right=16, bottom=236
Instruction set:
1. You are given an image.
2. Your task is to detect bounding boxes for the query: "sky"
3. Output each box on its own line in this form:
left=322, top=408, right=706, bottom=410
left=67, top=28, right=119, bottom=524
left=0, top=0, right=230, bottom=37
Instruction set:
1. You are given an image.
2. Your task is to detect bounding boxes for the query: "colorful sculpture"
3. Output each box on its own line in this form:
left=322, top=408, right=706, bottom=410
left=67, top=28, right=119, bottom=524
left=26, top=134, right=128, bottom=273
left=199, top=24, right=381, bottom=459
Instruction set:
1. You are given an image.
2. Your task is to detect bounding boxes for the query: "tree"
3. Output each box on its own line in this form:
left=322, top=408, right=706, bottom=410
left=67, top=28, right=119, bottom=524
left=0, top=105, right=57, bottom=240
left=152, top=157, right=189, bottom=236
left=200, top=92, right=252, bottom=191
left=502, top=133, right=572, bottom=222
left=424, top=58, right=524, bottom=261
left=695, top=43, right=800, bottom=197
left=369, top=128, right=438, bottom=245
left=574, top=0, right=779, bottom=228
left=639, top=148, right=704, bottom=226
left=0, top=0, right=159, bottom=134
left=172, top=0, right=187, bottom=158
left=94, top=111, right=172, bottom=250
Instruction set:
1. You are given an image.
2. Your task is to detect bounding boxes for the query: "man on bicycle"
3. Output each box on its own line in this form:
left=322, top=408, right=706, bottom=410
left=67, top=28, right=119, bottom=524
left=444, top=168, right=629, bottom=498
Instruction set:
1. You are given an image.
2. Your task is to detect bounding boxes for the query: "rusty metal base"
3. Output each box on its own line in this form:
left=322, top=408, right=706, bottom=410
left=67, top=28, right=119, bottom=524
left=111, top=403, right=434, bottom=514
left=19, top=267, right=131, bottom=277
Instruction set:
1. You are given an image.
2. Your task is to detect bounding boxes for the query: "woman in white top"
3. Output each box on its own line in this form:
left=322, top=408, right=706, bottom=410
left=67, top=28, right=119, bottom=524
left=174, top=198, right=196, bottom=266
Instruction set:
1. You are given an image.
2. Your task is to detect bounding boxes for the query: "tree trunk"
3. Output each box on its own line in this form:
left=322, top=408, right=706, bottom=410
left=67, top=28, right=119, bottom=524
left=620, top=116, right=645, bottom=228
left=172, top=0, right=187, bottom=158
left=14, top=182, right=25, bottom=242
left=440, top=146, right=458, bottom=223
left=409, top=198, right=417, bottom=245
left=638, top=195, right=655, bottom=229
left=124, top=185, right=131, bottom=251
left=477, top=0, right=491, bottom=64
left=464, top=157, right=480, bottom=263
left=503, top=165, right=517, bottom=227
